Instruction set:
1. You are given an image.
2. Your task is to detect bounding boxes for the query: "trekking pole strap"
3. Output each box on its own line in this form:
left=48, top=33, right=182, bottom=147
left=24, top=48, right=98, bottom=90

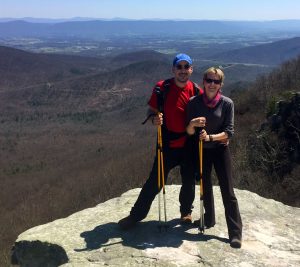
left=142, top=113, right=156, bottom=125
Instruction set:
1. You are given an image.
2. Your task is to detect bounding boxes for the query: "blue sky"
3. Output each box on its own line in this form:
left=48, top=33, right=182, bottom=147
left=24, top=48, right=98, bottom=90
left=1, top=0, right=300, bottom=20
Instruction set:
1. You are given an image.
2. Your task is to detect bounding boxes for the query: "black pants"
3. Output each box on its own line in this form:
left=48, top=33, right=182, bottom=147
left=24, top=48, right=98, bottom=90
left=130, top=147, right=195, bottom=221
left=202, top=145, right=242, bottom=240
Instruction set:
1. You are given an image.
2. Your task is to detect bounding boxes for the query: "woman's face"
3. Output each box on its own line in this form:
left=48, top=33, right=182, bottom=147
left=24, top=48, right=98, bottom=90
left=203, top=72, right=222, bottom=98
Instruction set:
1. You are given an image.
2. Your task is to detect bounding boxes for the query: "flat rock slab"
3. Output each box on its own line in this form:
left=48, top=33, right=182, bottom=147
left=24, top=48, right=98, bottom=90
left=11, top=185, right=300, bottom=266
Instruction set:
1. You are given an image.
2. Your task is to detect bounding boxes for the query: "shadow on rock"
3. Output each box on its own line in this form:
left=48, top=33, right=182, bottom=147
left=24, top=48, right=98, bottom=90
left=75, top=219, right=228, bottom=252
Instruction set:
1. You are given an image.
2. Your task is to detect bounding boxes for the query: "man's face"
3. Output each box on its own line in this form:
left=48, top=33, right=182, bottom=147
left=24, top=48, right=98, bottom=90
left=172, top=61, right=193, bottom=84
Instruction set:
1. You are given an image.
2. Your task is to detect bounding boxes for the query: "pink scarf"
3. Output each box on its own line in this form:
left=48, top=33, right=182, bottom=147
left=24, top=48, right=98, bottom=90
left=203, top=91, right=221, bottom=108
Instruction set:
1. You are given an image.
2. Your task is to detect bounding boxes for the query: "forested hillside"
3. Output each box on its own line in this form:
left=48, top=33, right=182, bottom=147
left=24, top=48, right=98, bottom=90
left=230, top=56, right=300, bottom=206
left=0, top=46, right=108, bottom=90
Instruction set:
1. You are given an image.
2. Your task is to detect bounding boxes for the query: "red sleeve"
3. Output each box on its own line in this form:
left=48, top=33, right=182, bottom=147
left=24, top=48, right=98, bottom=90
left=147, top=80, right=164, bottom=110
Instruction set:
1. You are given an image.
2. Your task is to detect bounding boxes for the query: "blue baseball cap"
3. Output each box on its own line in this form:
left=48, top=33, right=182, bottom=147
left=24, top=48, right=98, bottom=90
left=173, top=53, right=192, bottom=66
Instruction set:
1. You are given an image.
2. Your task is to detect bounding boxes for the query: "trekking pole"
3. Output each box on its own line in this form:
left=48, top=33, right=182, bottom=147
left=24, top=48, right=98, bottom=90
left=198, top=137, right=205, bottom=234
left=157, top=117, right=168, bottom=231
left=157, top=125, right=162, bottom=230
left=159, top=126, right=168, bottom=227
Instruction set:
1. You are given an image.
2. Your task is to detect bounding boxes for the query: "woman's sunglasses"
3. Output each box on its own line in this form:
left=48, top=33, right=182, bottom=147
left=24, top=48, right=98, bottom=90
left=205, top=78, right=222, bottom=85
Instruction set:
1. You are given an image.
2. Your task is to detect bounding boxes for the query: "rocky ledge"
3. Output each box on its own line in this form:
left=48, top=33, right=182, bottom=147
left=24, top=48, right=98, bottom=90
left=11, top=185, right=300, bottom=266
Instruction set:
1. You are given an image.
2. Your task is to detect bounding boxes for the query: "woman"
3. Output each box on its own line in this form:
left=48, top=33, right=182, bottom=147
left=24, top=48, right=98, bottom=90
left=186, top=67, right=242, bottom=248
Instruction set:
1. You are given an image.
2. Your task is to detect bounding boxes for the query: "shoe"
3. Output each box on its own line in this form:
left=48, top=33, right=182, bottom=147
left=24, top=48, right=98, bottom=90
left=230, top=237, right=242, bottom=248
left=118, top=215, right=137, bottom=230
left=193, top=219, right=215, bottom=229
left=180, top=213, right=192, bottom=225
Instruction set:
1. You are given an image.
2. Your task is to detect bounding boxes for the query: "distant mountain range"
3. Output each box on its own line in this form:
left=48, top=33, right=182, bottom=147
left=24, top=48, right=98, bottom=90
left=0, top=20, right=300, bottom=38
left=1, top=32, right=299, bottom=114
left=1, top=18, right=300, bottom=23
left=0, top=17, right=148, bottom=23
left=2, top=33, right=300, bottom=99
left=210, top=37, right=300, bottom=65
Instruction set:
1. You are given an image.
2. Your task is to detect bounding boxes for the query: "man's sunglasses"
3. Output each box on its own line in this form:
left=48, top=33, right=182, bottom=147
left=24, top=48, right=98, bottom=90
left=176, top=64, right=191, bottom=70
left=205, top=78, right=222, bottom=85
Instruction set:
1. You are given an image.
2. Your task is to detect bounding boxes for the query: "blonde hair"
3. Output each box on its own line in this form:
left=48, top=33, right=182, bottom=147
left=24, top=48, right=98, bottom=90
left=203, top=67, right=225, bottom=85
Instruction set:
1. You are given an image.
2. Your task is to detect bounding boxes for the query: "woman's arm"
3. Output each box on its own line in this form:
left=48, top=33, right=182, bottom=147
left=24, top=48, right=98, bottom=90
left=186, top=117, right=206, bottom=135
left=202, top=131, right=228, bottom=142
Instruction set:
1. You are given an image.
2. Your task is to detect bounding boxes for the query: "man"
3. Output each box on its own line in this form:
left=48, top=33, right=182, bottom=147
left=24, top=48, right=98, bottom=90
left=118, top=53, right=205, bottom=230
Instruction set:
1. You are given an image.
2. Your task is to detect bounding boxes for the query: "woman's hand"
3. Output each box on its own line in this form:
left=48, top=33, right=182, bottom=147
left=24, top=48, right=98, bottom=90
left=199, top=129, right=208, bottom=141
left=190, top=117, right=206, bottom=128
left=186, top=117, right=206, bottom=135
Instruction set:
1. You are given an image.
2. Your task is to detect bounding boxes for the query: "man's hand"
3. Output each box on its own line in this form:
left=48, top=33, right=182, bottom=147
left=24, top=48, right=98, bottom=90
left=152, top=113, right=163, bottom=126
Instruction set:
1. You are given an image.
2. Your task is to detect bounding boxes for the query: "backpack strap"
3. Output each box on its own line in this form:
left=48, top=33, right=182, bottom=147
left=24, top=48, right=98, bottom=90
left=156, top=78, right=172, bottom=113
left=141, top=79, right=171, bottom=124
left=192, top=82, right=201, bottom=96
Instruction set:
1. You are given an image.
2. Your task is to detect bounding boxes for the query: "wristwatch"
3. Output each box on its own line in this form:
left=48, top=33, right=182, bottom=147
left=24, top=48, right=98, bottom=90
left=209, top=135, right=213, bottom=142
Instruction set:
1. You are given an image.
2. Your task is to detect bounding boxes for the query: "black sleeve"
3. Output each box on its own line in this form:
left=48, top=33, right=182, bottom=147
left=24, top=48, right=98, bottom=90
left=223, top=100, right=234, bottom=138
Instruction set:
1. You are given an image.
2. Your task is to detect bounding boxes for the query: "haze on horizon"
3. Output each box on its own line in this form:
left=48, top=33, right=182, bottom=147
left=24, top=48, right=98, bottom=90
left=1, top=0, right=300, bottom=21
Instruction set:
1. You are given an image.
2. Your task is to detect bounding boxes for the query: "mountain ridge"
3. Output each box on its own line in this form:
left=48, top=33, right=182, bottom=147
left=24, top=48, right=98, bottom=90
left=210, top=36, right=300, bottom=65
left=1, top=20, right=300, bottom=38
left=0, top=45, right=108, bottom=90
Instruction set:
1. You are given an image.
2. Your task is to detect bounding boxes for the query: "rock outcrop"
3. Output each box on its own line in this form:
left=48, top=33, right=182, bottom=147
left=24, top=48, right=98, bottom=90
left=251, top=92, right=300, bottom=178
left=11, top=185, right=300, bottom=267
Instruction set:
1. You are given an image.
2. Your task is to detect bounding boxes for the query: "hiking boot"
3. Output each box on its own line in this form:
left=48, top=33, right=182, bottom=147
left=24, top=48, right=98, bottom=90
left=230, top=237, right=242, bottom=249
left=193, top=219, right=215, bottom=229
left=118, top=215, right=137, bottom=230
left=180, top=213, right=192, bottom=225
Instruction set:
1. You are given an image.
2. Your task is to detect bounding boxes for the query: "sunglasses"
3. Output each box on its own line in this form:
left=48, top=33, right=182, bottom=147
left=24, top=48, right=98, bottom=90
left=205, top=78, right=222, bottom=85
left=176, top=64, right=191, bottom=70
